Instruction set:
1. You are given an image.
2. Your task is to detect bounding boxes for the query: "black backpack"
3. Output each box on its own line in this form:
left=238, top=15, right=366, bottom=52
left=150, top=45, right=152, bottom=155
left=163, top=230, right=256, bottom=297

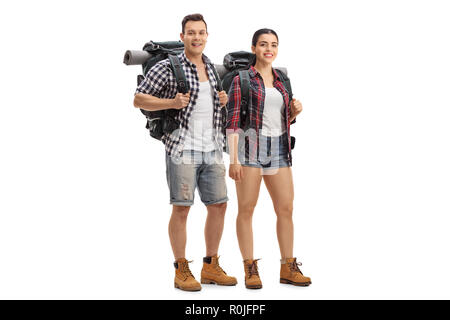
left=137, top=41, right=224, bottom=141
left=221, top=51, right=295, bottom=149
left=137, top=41, right=188, bottom=140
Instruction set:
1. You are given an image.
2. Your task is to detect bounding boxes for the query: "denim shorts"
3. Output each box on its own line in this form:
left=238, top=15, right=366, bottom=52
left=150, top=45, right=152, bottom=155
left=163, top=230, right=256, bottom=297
left=165, top=150, right=228, bottom=206
left=240, top=133, right=291, bottom=170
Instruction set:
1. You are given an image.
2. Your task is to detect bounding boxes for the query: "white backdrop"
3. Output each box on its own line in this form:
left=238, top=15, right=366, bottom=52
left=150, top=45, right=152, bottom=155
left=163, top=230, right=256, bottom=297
left=1, top=0, right=450, bottom=299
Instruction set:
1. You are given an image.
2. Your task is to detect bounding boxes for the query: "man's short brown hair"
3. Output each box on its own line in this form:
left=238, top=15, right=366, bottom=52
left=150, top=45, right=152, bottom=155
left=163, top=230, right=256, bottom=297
left=181, top=13, right=207, bottom=34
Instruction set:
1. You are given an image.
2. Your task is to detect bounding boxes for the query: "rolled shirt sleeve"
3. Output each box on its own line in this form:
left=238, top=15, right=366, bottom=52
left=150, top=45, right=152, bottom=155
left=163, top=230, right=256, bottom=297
left=225, top=75, right=242, bottom=133
left=135, top=60, right=171, bottom=97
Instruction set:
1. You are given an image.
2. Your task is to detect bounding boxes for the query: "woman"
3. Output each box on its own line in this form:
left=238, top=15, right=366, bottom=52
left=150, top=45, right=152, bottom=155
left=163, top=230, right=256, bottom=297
left=226, top=29, right=311, bottom=289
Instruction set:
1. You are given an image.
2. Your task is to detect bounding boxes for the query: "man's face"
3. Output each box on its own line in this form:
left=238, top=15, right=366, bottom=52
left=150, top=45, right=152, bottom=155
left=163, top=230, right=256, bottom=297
left=180, top=20, right=208, bottom=56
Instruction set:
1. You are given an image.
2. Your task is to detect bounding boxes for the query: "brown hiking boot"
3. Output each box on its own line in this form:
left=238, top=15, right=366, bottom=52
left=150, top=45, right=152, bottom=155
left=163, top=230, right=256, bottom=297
left=280, top=257, right=311, bottom=286
left=243, top=259, right=263, bottom=289
left=174, top=258, right=202, bottom=291
left=200, top=255, right=237, bottom=286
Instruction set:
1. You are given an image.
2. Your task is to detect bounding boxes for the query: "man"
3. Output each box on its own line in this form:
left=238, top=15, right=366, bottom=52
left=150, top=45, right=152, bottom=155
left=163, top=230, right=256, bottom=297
left=133, top=14, right=236, bottom=291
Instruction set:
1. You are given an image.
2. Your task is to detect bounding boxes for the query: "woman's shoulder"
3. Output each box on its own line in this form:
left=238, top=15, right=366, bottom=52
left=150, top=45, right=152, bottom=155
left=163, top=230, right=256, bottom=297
left=228, top=68, right=253, bottom=89
left=233, top=68, right=251, bottom=79
left=272, top=68, right=289, bottom=81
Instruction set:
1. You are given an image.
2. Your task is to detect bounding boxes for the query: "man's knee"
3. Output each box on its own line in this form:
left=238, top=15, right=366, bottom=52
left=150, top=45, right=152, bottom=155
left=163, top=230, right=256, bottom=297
left=172, top=205, right=190, bottom=220
left=207, top=202, right=227, bottom=214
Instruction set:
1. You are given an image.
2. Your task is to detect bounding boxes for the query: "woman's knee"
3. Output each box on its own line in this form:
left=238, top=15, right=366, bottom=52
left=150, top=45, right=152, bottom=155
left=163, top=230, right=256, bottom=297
left=274, top=204, right=293, bottom=218
left=237, top=202, right=257, bottom=219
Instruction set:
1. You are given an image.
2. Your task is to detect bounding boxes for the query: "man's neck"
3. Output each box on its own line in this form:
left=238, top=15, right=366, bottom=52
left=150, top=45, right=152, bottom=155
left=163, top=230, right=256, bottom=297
left=184, top=50, right=204, bottom=66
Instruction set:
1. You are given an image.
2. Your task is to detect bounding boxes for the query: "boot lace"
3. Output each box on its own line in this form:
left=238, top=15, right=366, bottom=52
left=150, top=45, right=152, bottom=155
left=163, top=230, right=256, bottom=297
left=214, top=256, right=227, bottom=275
left=288, top=259, right=304, bottom=275
left=246, top=259, right=260, bottom=278
left=179, top=260, right=195, bottom=280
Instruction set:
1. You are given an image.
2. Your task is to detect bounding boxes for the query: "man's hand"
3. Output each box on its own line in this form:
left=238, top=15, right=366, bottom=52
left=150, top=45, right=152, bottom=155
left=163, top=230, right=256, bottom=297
left=289, top=98, right=303, bottom=121
left=172, top=93, right=191, bottom=109
left=218, top=90, right=228, bottom=107
left=229, top=164, right=244, bottom=181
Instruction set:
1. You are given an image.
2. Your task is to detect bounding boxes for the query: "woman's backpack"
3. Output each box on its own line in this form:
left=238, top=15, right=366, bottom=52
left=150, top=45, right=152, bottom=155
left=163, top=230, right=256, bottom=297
left=221, top=51, right=293, bottom=130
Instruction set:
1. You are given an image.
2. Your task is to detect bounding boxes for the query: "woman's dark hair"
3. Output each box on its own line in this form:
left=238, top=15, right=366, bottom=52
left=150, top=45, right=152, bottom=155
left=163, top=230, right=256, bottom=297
left=251, top=28, right=279, bottom=47
left=250, top=28, right=279, bottom=65
left=182, top=13, right=207, bottom=34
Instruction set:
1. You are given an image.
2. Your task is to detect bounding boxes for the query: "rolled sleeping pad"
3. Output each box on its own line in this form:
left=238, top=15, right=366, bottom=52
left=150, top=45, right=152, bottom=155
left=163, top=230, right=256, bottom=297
left=123, top=50, right=151, bottom=65
left=123, top=50, right=287, bottom=78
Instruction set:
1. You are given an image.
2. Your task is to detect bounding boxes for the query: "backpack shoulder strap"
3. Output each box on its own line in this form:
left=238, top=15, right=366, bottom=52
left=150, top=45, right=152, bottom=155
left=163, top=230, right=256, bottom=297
left=209, top=63, right=223, bottom=92
left=238, top=70, right=250, bottom=128
left=274, top=68, right=292, bottom=102
left=168, top=54, right=190, bottom=94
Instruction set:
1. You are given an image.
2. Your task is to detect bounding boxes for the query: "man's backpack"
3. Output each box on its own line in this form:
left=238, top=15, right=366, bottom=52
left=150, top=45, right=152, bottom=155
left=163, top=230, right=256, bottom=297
left=137, top=41, right=224, bottom=141
left=221, top=51, right=293, bottom=130
left=137, top=41, right=188, bottom=140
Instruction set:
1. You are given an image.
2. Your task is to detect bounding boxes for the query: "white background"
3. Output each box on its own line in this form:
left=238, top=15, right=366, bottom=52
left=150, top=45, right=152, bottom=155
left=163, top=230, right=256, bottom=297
left=1, top=0, right=450, bottom=299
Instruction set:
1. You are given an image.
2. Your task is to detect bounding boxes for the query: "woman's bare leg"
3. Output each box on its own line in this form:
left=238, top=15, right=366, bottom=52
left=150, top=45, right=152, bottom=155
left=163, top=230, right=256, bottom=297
left=235, top=167, right=263, bottom=260
left=263, top=167, right=295, bottom=259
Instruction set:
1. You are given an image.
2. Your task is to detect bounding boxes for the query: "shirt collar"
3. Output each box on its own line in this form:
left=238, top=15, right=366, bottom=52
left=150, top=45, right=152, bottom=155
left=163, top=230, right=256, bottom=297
left=180, top=51, right=212, bottom=67
left=248, top=65, right=282, bottom=81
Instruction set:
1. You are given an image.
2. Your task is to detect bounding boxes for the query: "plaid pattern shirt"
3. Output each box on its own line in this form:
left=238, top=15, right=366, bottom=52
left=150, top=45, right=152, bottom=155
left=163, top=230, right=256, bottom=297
left=135, top=52, right=224, bottom=157
left=225, top=65, right=295, bottom=163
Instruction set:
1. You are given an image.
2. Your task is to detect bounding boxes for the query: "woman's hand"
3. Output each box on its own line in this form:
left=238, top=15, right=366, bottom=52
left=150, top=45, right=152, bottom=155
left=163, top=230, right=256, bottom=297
left=289, top=98, right=303, bottom=122
left=229, top=164, right=244, bottom=181
left=218, top=90, right=228, bottom=107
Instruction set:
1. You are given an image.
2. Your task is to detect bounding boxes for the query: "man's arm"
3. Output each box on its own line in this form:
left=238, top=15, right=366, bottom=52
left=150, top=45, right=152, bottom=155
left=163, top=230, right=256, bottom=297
left=133, top=60, right=185, bottom=111
left=134, top=93, right=173, bottom=111
left=134, top=92, right=190, bottom=111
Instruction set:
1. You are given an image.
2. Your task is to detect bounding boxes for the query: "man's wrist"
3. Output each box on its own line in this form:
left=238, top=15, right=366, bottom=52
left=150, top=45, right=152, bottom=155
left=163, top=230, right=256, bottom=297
left=167, top=98, right=176, bottom=109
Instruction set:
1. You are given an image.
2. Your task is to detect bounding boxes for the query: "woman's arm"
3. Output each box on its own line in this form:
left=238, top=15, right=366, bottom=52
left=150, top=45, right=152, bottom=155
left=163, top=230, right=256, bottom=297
left=228, top=132, right=240, bottom=165
left=226, top=75, right=242, bottom=132
left=289, top=98, right=303, bottom=122
left=228, top=132, right=244, bottom=181
left=226, top=75, right=244, bottom=181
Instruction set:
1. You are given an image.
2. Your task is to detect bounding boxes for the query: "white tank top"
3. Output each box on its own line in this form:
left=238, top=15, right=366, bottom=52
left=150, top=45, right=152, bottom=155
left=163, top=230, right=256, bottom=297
left=183, top=81, right=216, bottom=151
left=261, top=87, right=286, bottom=137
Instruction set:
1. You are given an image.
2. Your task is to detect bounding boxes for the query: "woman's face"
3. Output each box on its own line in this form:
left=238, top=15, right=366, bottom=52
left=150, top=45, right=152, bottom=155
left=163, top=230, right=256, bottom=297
left=251, top=33, right=278, bottom=65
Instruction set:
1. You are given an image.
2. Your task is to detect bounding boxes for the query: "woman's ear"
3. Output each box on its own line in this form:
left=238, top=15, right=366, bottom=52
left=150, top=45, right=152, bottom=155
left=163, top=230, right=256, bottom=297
left=251, top=45, right=256, bottom=54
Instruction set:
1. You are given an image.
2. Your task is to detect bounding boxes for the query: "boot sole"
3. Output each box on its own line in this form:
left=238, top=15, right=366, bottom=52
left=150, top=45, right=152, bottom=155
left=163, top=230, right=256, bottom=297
left=280, top=278, right=311, bottom=286
left=174, top=282, right=202, bottom=291
left=245, top=284, right=263, bottom=289
left=201, top=278, right=237, bottom=286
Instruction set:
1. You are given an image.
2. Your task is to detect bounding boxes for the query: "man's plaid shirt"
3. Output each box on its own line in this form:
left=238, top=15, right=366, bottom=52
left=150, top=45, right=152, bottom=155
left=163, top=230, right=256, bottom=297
left=135, top=52, right=224, bottom=157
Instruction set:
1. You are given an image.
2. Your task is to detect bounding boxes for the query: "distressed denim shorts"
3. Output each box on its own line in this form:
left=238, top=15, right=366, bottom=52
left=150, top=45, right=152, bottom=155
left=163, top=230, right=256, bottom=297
left=241, top=133, right=291, bottom=170
left=165, top=150, right=228, bottom=206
